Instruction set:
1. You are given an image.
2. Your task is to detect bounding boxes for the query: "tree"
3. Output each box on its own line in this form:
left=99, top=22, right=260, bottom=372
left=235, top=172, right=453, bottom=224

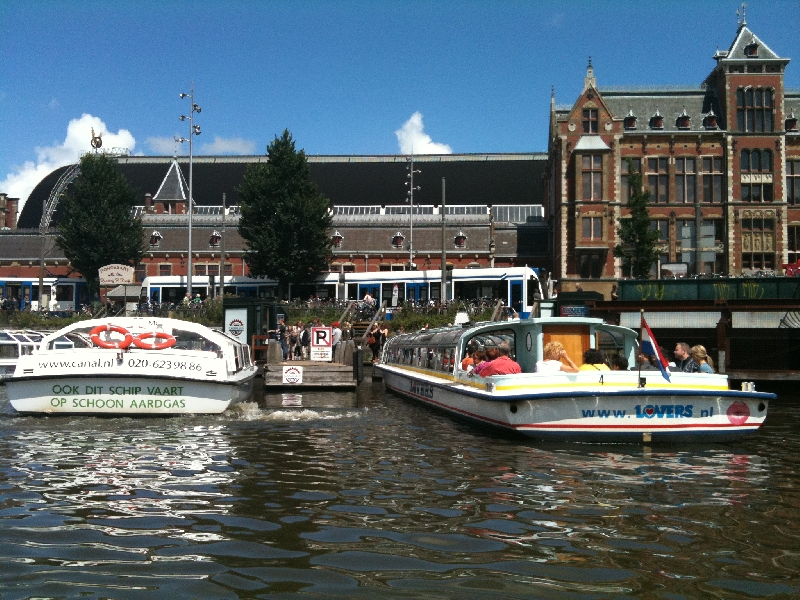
left=56, top=152, right=144, bottom=296
left=613, top=160, right=660, bottom=278
left=238, top=130, right=332, bottom=295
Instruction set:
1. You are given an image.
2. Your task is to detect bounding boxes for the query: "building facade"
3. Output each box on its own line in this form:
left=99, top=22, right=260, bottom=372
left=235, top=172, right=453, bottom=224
left=0, top=153, right=548, bottom=301
left=546, top=20, right=800, bottom=288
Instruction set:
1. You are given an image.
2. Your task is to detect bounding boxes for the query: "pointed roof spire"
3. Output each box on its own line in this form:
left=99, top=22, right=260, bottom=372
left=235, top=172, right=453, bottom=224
left=153, top=157, right=189, bottom=202
left=583, top=56, right=596, bottom=91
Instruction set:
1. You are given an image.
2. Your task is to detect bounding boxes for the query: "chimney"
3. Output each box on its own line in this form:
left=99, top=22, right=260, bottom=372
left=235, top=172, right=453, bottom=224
left=0, top=194, right=18, bottom=229
left=144, top=193, right=152, bottom=212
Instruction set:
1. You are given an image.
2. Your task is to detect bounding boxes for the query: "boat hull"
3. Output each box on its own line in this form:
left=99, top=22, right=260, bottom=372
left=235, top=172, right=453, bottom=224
left=4, top=372, right=255, bottom=415
left=378, top=366, right=771, bottom=443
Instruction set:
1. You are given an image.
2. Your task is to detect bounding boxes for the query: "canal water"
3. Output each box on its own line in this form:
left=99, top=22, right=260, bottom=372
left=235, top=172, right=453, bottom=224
left=1, top=380, right=798, bottom=598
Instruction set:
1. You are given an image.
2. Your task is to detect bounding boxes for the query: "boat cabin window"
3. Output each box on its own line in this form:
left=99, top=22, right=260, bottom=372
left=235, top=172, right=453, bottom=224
left=0, top=343, right=19, bottom=359
left=462, top=328, right=517, bottom=363
left=383, top=328, right=470, bottom=375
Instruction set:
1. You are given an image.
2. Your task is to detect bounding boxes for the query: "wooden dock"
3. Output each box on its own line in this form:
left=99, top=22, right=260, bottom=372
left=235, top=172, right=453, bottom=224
left=262, top=361, right=359, bottom=389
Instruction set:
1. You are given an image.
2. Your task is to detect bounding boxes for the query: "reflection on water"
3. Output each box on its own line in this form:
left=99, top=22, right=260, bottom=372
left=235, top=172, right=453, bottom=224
left=0, top=382, right=798, bottom=598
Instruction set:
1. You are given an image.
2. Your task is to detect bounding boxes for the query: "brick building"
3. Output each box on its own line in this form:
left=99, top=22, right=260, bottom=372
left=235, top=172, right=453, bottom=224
left=0, top=153, right=548, bottom=294
left=546, top=19, right=800, bottom=291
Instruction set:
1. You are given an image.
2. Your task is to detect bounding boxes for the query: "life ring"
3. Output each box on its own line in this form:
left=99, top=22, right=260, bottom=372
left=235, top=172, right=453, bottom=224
left=90, top=324, right=133, bottom=349
left=133, top=331, right=177, bottom=350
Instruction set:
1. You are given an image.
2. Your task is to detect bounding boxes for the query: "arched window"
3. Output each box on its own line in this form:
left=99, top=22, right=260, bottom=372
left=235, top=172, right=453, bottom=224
left=741, top=150, right=750, bottom=172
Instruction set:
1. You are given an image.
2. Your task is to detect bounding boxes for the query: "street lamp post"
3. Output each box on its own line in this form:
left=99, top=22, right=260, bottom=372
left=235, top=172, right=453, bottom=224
left=405, top=154, right=421, bottom=270
left=176, top=83, right=201, bottom=301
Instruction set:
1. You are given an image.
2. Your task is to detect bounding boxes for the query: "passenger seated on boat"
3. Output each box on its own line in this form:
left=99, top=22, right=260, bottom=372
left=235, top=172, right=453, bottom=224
left=465, top=350, right=487, bottom=373
left=612, top=356, right=629, bottom=370
left=473, top=347, right=498, bottom=376
left=691, top=345, right=715, bottom=373
left=579, top=349, right=610, bottom=371
left=636, top=353, right=659, bottom=371
left=477, top=342, right=521, bottom=377
left=535, top=341, right=579, bottom=373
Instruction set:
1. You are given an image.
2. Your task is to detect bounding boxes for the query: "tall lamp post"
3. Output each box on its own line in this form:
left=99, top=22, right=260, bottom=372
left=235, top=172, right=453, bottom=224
left=405, top=154, right=421, bottom=270
left=176, top=83, right=201, bottom=300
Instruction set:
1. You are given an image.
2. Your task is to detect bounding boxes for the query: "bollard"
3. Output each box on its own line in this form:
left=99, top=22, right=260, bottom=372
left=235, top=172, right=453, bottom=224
left=353, top=348, right=364, bottom=383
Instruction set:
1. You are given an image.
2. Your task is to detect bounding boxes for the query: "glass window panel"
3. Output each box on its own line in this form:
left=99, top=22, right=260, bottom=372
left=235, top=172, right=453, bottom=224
left=763, top=150, right=772, bottom=171
left=752, top=150, right=761, bottom=171
left=714, top=157, right=722, bottom=171
left=741, top=150, right=750, bottom=171
left=583, top=155, right=591, bottom=169
left=703, top=157, right=711, bottom=172
left=713, top=176, right=722, bottom=203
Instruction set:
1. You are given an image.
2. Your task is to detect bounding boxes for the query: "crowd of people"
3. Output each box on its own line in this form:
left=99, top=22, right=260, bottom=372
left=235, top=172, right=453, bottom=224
left=455, top=338, right=718, bottom=377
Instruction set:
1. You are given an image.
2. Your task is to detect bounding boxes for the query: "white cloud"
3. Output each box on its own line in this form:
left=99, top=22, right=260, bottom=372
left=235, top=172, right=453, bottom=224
left=395, top=112, right=452, bottom=155
left=1, top=114, right=136, bottom=216
left=199, top=136, right=256, bottom=155
left=147, top=136, right=185, bottom=155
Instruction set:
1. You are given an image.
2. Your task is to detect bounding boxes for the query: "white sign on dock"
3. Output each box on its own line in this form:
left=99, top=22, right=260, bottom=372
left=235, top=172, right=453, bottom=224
left=310, top=327, right=332, bottom=361
left=282, top=366, right=303, bottom=384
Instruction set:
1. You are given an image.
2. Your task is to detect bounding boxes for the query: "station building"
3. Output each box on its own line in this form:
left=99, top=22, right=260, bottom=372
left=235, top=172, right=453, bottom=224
left=547, top=19, right=800, bottom=289
left=0, top=153, right=549, bottom=294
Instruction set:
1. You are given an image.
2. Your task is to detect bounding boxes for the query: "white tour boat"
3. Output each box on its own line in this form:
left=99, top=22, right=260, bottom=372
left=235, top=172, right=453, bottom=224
left=374, top=317, right=774, bottom=442
left=2, top=317, right=257, bottom=415
left=0, top=330, right=44, bottom=379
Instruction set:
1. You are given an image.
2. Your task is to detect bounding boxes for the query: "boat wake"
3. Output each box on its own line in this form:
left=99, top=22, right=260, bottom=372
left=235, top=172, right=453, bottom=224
left=228, top=402, right=364, bottom=422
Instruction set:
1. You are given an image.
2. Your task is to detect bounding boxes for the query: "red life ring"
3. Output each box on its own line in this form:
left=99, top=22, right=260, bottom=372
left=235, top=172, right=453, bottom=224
left=90, top=324, right=133, bottom=349
left=133, top=331, right=177, bottom=350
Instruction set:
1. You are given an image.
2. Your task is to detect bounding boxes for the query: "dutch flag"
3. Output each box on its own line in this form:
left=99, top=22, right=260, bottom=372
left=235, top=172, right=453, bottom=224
left=641, top=314, right=671, bottom=382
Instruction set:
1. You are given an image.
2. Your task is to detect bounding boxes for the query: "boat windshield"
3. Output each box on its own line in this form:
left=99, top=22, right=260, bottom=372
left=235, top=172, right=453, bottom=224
left=46, top=324, right=222, bottom=354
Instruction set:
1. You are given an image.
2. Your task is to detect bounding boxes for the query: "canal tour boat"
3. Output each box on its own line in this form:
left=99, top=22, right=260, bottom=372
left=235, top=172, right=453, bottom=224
left=2, top=317, right=257, bottom=415
left=374, top=317, right=774, bottom=442
left=0, top=330, right=44, bottom=379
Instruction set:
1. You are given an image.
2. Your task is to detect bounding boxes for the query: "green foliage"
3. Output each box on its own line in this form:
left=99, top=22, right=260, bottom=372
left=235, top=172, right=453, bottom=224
left=56, top=153, right=144, bottom=296
left=238, top=130, right=333, bottom=292
left=613, top=161, right=660, bottom=279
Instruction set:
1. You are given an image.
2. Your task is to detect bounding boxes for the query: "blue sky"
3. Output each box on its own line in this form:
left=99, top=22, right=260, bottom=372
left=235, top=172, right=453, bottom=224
left=1, top=0, right=798, bottom=214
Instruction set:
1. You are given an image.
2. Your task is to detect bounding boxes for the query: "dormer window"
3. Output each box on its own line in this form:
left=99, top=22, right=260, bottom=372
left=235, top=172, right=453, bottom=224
left=676, top=109, right=691, bottom=130
left=149, top=231, right=163, bottom=247
left=209, top=231, right=221, bottom=247
left=391, top=232, right=405, bottom=249
left=703, top=109, right=718, bottom=130
left=649, top=110, right=664, bottom=130
left=453, top=231, right=467, bottom=248
left=786, top=112, right=799, bottom=132
left=624, top=110, right=637, bottom=130
left=331, top=230, right=343, bottom=248
left=744, top=39, right=759, bottom=58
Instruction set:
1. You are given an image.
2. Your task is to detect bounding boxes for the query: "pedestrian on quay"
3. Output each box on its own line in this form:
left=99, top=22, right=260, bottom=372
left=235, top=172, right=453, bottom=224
left=332, top=321, right=342, bottom=357
left=301, top=324, right=311, bottom=360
